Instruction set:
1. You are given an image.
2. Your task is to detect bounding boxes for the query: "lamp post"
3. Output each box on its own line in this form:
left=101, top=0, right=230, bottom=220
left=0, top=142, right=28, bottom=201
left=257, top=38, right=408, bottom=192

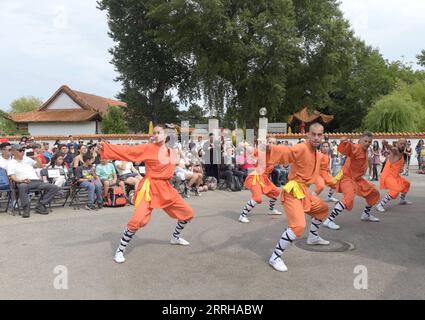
left=258, top=107, right=268, bottom=143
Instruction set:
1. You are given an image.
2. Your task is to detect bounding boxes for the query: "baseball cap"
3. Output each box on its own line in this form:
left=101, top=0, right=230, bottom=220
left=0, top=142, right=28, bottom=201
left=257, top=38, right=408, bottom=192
left=11, top=144, right=25, bottom=151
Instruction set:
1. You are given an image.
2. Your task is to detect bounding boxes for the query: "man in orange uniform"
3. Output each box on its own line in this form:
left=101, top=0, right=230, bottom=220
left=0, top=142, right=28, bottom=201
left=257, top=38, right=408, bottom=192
left=323, top=132, right=381, bottom=231
left=314, top=141, right=339, bottom=202
left=376, top=138, right=412, bottom=212
left=99, top=126, right=194, bottom=264
left=238, top=137, right=282, bottom=223
left=267, top=123, right=331, bottom=272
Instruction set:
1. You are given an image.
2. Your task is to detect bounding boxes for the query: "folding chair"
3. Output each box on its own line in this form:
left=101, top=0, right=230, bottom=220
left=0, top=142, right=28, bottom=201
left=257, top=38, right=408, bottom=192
left=0, top=168, right=12, bottom=213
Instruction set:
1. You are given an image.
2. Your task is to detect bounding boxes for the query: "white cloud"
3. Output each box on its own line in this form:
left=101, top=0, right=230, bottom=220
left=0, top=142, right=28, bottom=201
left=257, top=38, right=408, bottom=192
left=0, top=0, right=121, bottom=110
left=339, top=0, right=425, bottom=67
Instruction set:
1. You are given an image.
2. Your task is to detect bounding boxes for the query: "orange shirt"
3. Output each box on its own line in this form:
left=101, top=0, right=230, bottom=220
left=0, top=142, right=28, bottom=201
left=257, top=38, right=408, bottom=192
left=380, top=156, right=404, bottom=189
left=338, top=141, right=368, bottom=180
left=315, top=152, right=335, bottom=194
left=268, top=142, right=321, bottom=186
left=101, top=142, right=179, bottom=208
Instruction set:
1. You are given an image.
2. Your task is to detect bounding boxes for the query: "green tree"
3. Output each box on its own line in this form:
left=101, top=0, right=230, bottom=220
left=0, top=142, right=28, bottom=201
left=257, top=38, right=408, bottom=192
left=10, top=96, right=43, bottom=113
left=417, top=50, right=425, bottom=68
left=364, top=92, right=425, bottom=132
left=326, top=40, right=397, bottom=132
left=97, top=0, right=194, bottom=128
left=0, top=110, right=19, bottom=135
left=101, top=106, right=129, bottom=134
left=178, top=103, right=207, bottom=127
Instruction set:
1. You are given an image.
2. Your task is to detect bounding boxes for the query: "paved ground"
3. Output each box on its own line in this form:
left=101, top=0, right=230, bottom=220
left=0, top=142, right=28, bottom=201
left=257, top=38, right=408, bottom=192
left=1, top=173, right=424, bottom=300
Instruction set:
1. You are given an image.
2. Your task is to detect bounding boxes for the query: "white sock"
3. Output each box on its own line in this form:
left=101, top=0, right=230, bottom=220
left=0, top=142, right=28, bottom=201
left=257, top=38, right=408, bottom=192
left=271, top=228, right=296, bottom=261
left=363, top=205, right=372, bottom=216
left=269, top=198, right=277, bottom=211
left=172, top=220, right=188, bottom=240
left=117, top=228, right=135, bottom=253
left=379, top=194, right=392, bottom=207
left=327, top=189, right=335, bottom=198
left=327, top=201, right=346, bottom=222
left=241, top=199, right=257, bottom=218
left=308, top=218, right=323, bottom=241
left=400, top=193, right=407, bottom=201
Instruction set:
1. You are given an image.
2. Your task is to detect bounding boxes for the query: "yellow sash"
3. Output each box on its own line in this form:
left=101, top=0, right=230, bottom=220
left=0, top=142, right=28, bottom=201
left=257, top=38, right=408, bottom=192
left=252, top=173, right=264, bottom=187
left=332, top=170, right=344, bottom=185
left=283, top=180, right=306, bottom=199
left=135, top=178, right=151, bottom=206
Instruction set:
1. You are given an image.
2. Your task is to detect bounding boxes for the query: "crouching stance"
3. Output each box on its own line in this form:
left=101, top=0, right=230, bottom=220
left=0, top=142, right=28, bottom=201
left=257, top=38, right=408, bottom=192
left=99, top=126, right=194, bottom=264
left=267, top=123, right=331, bottom=272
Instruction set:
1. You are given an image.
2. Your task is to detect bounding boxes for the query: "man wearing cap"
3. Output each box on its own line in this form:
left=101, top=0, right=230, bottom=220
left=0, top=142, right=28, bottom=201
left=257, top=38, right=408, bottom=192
left=7, top=144, right=60, bottom=217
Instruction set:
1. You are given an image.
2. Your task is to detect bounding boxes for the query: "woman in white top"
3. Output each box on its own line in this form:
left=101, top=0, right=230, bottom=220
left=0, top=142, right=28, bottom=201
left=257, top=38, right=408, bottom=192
left=114, top=160, right=143, bottom=192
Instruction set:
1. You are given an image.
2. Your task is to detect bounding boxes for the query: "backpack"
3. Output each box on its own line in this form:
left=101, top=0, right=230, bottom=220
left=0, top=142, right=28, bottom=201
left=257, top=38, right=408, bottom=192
left=205, top=176, right=218, bottom=191
left=231, top=175, right=242, bottom=192
left=104, top=186, right=127, bottom=207
left=0, top=168, right=10, bottom=190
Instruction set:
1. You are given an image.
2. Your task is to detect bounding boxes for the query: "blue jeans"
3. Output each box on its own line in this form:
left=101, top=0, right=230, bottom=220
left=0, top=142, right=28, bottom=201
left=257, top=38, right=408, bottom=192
left=80, top=180, right=103, bottom=206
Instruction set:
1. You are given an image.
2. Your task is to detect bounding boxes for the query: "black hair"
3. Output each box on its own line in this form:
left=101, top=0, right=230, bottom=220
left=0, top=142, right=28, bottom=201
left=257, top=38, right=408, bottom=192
left=83, top=153, right=92, bottom=163
left=0, top=142, right=11, bottom=150
left=50, top=152, right=65, bottom=166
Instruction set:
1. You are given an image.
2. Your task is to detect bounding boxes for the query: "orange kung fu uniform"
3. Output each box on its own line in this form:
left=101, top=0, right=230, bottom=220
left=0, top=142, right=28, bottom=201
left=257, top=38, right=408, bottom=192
left=268, top=143, right=329, bottom=237
left=314, top=152, right=336, bottom=195
left=379, top=157, right=410, bottom=199
left=243, top=150, right=280, bottom=203
left=101, top=142, right=194, bottom=231
left=336, top=141, right=380, bottom=211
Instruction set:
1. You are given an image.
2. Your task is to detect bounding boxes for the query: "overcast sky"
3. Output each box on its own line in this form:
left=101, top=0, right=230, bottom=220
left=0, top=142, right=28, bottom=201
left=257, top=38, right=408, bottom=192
left=1, top=0, right=424, bottom=110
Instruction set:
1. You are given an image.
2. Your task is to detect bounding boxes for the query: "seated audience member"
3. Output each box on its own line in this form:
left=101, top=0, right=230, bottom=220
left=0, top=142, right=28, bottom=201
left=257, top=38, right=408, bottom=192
left=42, top=142, right=53, bottom=162
left=7, top=144, right=60, bottom=217
left=114, top=160, right=143, bottom=192
left=73, top=144, right=89, bottom=171
left=0, top=142, right=13, bottom=169
left=43, top=153, right=69, bottom=188
left=175, top=159, right=202, bottom=195
left=96, top=159, right=125, bottom=200
left=75, top=153, right=103, bottom=210
left=220, top=148, right=245, bottom=191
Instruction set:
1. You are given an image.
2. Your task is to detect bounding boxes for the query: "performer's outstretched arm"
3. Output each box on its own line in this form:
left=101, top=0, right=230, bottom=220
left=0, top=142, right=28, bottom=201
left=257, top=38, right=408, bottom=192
left=267, top=144, right=297, bottom=166
left=100, top=142, right=149, bottom=162
left=337, top=138, right=353, bottom=157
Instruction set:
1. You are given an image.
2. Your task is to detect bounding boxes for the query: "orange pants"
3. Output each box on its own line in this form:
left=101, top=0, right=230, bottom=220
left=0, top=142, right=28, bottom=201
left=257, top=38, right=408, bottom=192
left=127, top=195, right=194, bottom=232
left=384, top=176, right=410, bottom=199
left=282, top=192, right=329, bottom=237
left=338, top=177, right=380, bottom=211
left=250, top=184, right=280, bottom=204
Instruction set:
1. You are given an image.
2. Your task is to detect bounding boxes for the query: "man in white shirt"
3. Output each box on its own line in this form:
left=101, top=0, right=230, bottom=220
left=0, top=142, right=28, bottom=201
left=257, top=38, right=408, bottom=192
left=0, top=142, right=13, bottom=169
left=7, top=144, right=60, bottom=218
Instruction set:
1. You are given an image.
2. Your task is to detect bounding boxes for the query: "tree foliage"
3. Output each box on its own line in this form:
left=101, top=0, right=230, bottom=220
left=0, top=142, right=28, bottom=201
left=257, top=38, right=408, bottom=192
left=101, top=106, right=129, bottom=134
left=99, top=0, right=425, bottom=133
left=10, top=96, right=43, bottom=113
left=364, top=92, right=425, bottom=132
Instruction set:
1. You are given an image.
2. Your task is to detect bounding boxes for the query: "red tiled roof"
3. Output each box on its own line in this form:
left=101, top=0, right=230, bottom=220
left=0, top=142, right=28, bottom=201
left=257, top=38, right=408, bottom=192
left=8, top=109, right=100, bottom=123
left=8, top=85, right=127, bottom=123
left=72, top=90, right=126, bottom=114
left=38, top=85, right=126, bottom=115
